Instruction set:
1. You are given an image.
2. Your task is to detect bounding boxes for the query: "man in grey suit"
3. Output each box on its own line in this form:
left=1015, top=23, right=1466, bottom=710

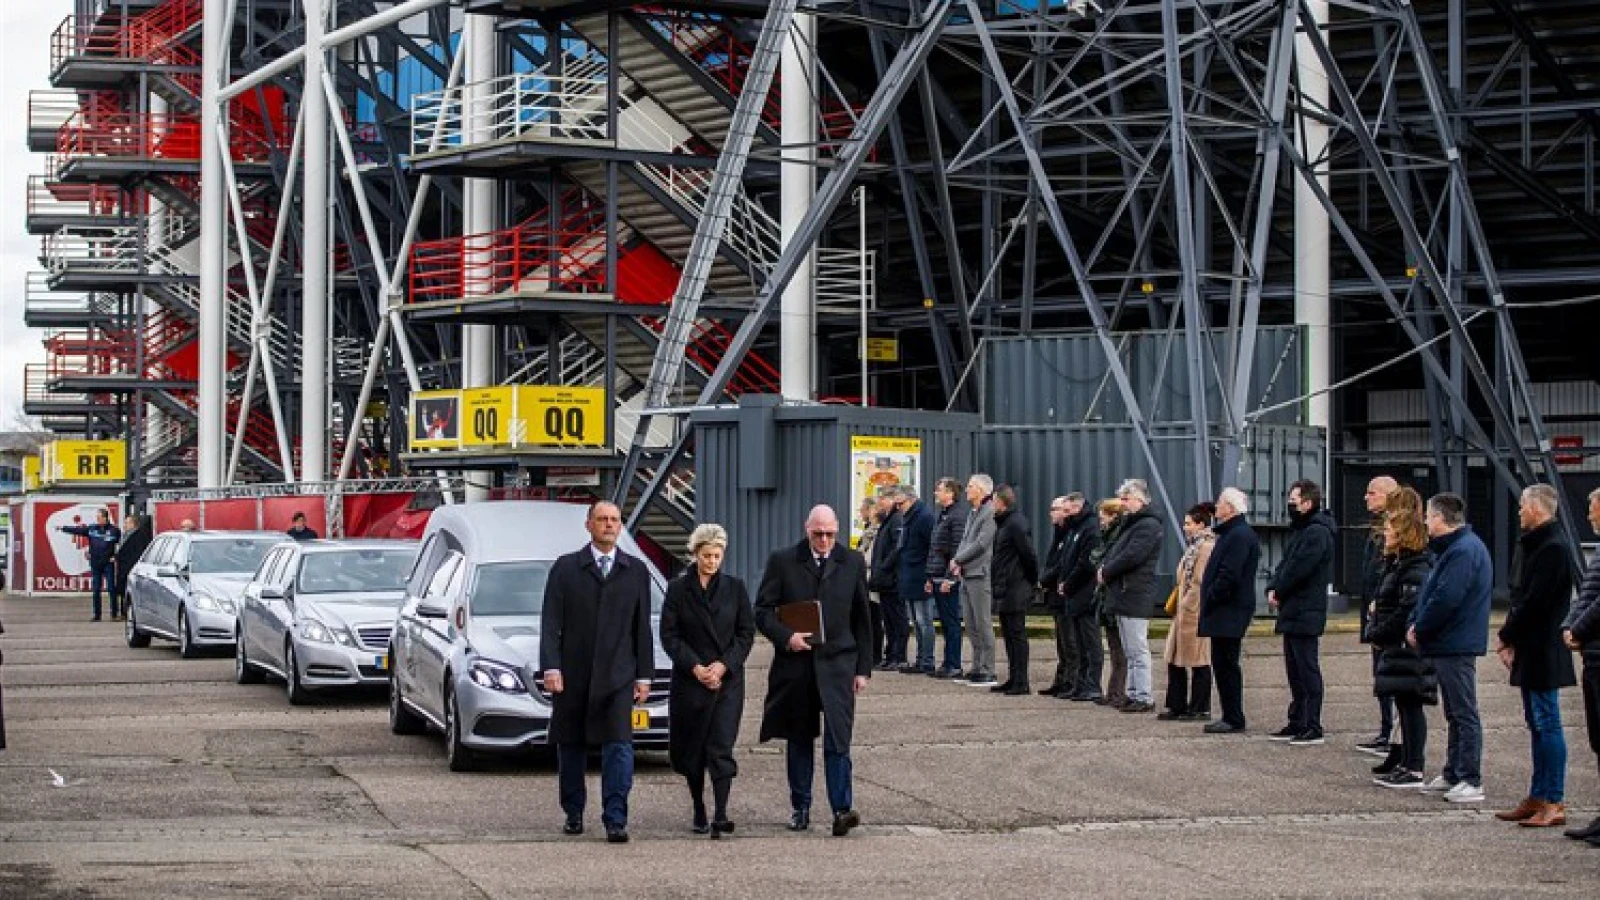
left=950, top=474, right=998, bottom=686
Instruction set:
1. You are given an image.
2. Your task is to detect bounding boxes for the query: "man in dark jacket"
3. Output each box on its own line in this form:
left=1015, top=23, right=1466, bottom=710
left=286, top=512, right=319, bottom=541
left=1408, top=493, right=1492, bottom=803
left=990, top=485, right=1039, bottom=696
left=895, top=487, right=937, bottom=674
left=60, top=508, right=120, bottom=622
left=540, top=502, right=655, bottom=843
left=1039, top=494, right=1081, bottom=696
left=1200, top=488, right=1261, bottom=733
left=755, top=505, right=874, bottom=837
left=952, top=474, right=998, bottom=686
left=1058, top=497, right=1102, bottom=700
left=1357, top=476, right=1401, bottom=754
left=1494, top=485, right=1577, bottom=827
left=868, top=489, right=906, bottom=671
left=925, top=477, right=967, bottom=678
left=1098, top=479, right=1164, bottom=713
left=1266, top=480, right=1337, bottom=746
left=1563, top=487, right=1600, bottom=844
left=112, top=514, right=153, bottom=621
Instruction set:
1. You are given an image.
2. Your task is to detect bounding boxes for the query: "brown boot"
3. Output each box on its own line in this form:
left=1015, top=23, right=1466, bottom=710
left=1520, top=803, right=1567, bottom=828
left=1495, top=797, right=1543, bottom=822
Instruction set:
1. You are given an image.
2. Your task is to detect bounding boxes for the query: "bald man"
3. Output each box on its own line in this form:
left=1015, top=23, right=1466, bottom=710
left=1358, top=476, right=1401, bottom=757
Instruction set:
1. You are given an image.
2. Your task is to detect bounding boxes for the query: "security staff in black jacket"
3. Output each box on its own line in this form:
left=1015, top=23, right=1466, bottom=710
left=60, top=509, right=120, bottom=621
left=868, top=489, right=907, bottom=670
left=1356, top=476, right=1401, bottom=754
left=1058, top=501, right=1102, bottom=700
left=990, top=486, right=1038, bottom=696
left=1200, top=488, right=1262, bottom=733
left=1039, top=494, right=1083, bottom=696
left=1266, top=481, right=1337, bottom=744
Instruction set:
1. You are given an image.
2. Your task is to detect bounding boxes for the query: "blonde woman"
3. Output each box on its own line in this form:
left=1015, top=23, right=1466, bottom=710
left=1161, top=503, right=1216, bottom=720
left=659, top=524, right=756, bottom=838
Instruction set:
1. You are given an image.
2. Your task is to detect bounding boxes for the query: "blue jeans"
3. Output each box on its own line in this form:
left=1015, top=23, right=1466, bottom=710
left=90, top=560, right=115, bottom=618
left=786, top=725, right=853, bottom=814
left=933, top=580, right=963, bottom=671
left=557, top=741, right=634, bottom=828
left=907, top=588, right=936, bottom=669
left=1433, top=656, right=1483, bottom=787
left=1521, top=688, right=1566, bottom=803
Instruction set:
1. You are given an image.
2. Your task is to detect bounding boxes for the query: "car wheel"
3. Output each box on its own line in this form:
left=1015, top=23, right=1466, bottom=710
left=389, top=671, right=425, bottom=736
left=284, top=641, right=311, bottom=706
left=444, top=683, right=476, bottom=772
left=125, top=603, right=150, bottom=648
left=178, top=607, right=201, bottom=659
left=234, top=627, right=263, bottom=684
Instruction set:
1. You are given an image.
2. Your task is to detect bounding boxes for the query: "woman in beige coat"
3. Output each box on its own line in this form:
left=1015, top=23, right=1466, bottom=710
left=1161, top=502, right=1216, bottom=721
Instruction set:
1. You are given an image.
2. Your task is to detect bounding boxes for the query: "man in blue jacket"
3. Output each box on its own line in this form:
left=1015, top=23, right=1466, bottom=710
left=1408, top=492, right=1493, bottom=804
left=60, top=508, right=121, bottom=622
left=1200, top=487, right=1261, bottom=734
left=894, top=486, right=938, bottom=674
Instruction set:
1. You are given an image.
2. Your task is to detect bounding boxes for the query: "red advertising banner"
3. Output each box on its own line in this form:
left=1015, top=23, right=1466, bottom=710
left=31, top=499, right=121, bottom=594
left=202, top=498, right=260, bottom=531
left=341, top=492, right=416, bottom=538
left=153, top=501, right=201, bottom=534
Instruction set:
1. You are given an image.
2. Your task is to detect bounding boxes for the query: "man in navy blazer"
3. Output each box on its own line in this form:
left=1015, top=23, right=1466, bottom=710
left=1199, top=487, right=1261, bottom=734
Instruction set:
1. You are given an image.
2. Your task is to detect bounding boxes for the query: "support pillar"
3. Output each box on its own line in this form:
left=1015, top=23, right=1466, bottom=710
left=1295, top=0, right=1331, bottom=434
left=300, top=0, right=331, bottom=483
left=197, top=0, right=230, bottom=487
left=780, top=12, right=817, bottom=400
left=462, top=10, right=498, bottom=500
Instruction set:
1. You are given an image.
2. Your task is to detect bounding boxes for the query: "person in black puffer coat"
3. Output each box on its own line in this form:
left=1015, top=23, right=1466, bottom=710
left=1367, top=489, right=1435, bottom=788
left=1355, top=476, right=1402, bottom=753
left=990, top=485, right=1039, bottom=696
left=1266, top=480, right=1337, bottom=743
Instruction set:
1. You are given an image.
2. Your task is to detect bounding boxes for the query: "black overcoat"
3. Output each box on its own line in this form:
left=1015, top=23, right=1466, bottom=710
left=1501, top=522, right=1577, bottom=691
left=755, top=540, right=874, bottom=745
left=1198, top=514, right=1261, bottom=639
left=659, top=571, right=755, bottom=778
left=114, top=519, right=152, bottom=597
left=991, top=510, right=1039, bottom=615
left=0, top=614, right=7, bottom=750
left=539, top=547, right=655, bottom=745
left=1267, top=508, right=1337, bottom=636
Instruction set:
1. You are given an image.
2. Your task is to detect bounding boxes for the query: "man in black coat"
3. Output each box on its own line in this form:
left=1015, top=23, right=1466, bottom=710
left=990, top=485, right=1039, bottom=696
left=1266, top=480, right=1337, bottom=745
left=1039, top=494, right=1078, bottom=696
left=113, top=514, right=152, bottom=621
left=894, top=487, right=937, bottom=674
left=1356, top=476, right=1401, bottom=754
left=286, top=511, right=319, bottom=541
left=540, top=502, right=654, bottom=844
left=1058, top=497, right=1102, bottom=701
left=924, top=477, right=968, bottom=678
left=755, top=504, right=874, bottom=838
left=1098, top=479, right=1164, bottom=713
left=1495, top=484, right=1577, bottom=826
left=869, top=489, right=907, bottom=671
left=1200, top=488, right=1262, bottom=734
left=1563, top=487, right=1600, bottom=844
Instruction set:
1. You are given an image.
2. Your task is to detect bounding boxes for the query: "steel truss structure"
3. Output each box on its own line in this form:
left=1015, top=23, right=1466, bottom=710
left=21, top=0, right=1600, bottom=564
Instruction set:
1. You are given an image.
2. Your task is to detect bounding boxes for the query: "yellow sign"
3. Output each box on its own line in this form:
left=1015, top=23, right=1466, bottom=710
left=46, top=440, right=127, bottom=483
left=522, top=386, right=607, bottom=447
left=461, top=387, right=517, bottom=448
left=23, top=456, right=41, bottom=491
left=410, top=390, right=462, bottom=450
left=848, top=435, right=922, bottom=548
left=864, top=337, right=899, bottom=362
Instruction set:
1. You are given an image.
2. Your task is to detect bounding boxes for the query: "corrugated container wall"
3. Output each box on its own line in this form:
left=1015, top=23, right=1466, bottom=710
left=692, top=403, right=980, bottom=584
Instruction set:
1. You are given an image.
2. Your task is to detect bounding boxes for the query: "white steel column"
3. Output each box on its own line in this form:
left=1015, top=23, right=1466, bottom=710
left=197, top=0, right=230, bottom=487
left=300, top=0, right=331, bottom=483
left=462, top=12, right=497, bottom=501
left=1295, top=0, right=1331, bottom=431
left=779, top=13, right=817, bottom=400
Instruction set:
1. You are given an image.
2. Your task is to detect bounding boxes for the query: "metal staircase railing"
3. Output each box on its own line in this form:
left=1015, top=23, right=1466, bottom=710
left=411, top=54, right=611, bottom=156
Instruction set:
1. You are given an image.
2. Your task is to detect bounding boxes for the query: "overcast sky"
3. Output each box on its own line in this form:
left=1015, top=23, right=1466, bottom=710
left=0, top=3, right=71, bottom=427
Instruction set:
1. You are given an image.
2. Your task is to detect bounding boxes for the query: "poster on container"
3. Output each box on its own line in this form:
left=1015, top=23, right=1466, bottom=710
left=848, top=435, right=921, bottom=549
left=31, top=499, right=122, bottom=595
left=410, top=391, right=462, bottom=450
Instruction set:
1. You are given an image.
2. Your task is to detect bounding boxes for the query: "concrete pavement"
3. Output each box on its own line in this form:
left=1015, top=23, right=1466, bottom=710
left=1, top=592, right=1597, bottom=898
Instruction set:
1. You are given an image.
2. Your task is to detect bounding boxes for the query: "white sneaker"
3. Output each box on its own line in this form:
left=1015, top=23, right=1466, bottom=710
left=1419, top=775, right=1455, bottom=793
left=1443, top=782, right=1484, bottom=803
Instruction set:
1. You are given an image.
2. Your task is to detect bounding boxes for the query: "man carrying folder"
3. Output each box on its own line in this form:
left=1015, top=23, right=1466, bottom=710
left=756, top=504, right=875, bottom=837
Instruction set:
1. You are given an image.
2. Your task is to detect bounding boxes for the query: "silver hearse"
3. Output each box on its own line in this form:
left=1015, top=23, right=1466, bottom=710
left=234, top=539, right=420, bottom=704
left=125, top=531, right=283, bottom=657
left=387, top=501, right=671, bottom=771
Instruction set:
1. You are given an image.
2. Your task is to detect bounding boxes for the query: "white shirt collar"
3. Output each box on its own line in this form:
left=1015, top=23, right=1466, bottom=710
left=590, top=544, right=616, bottom=567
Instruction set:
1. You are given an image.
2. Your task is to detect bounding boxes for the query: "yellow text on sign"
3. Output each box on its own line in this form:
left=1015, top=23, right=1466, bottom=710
left=864, top=337, right=899, bottom=362
left=461, top=387, right=517, bottom=448
left=48, top=440, right=127, bottom=483
left=523, top=386, right=607, bottom=447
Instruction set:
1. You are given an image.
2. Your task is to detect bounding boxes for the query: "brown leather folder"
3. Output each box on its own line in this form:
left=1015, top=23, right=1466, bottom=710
left=777, top=600, right=826, bottom=645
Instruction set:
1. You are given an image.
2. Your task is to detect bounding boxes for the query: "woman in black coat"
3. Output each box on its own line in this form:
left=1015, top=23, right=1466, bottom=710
left=989, top=486, right=1039, bottom=696
left=659, top=524, right=755, bottom=838
left=1366, top=494, right=1435, bottom=788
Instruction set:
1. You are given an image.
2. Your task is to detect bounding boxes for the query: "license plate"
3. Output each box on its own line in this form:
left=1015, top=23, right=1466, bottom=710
left=376, top=655, right=388, bottom=671
left=631, top=709, right=650, bottom=730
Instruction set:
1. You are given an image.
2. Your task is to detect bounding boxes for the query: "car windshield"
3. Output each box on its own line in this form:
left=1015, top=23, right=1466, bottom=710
left=298, top=548, right=418, bottom=596
left=189, top=538, right=279, bottom=574
left=469, top=561, right=552, bottom=616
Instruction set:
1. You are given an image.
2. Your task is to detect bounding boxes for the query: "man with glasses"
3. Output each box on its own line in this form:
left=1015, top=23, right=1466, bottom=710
left=755, top=505, right=874, bottom=837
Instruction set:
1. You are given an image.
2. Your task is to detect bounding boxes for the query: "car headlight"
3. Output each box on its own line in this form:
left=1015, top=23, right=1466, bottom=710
left=192, top=593, right=235, bottom=614
left=299, top=619, right=355, bottom=646
left=469, top=659, right=527, bottom=693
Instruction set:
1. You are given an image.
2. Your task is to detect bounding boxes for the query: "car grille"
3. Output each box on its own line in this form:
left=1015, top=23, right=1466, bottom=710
left=356, top=626, right=392, bottom=650
left=473, top=715, right=545, bottom=740
left=357, top=665, right=387, bottom=679
left=529, top=670, right=671, bottom=703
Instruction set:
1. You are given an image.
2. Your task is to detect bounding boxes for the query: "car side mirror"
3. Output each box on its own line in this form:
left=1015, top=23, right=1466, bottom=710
left=155, top=564, right=178, bottom=578
left=415, top=602, right=447, bottom=620
left=258, top=585, right=286, bottom=601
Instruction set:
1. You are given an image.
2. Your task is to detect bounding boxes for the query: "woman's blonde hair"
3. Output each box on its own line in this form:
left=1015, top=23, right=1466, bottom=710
left=1097, top=498, right=1123, bottom=518
left=688, top=523, right=729, bottom=555
left=1384, top=487, right=1427, bottom=553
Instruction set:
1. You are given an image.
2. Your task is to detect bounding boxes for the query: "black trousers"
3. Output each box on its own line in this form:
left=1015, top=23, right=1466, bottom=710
left=868, top=600, right=885, bottom=666
left=1211, top=636, right=1246, bottom=728
left=1283, top=635, right=1325, bottom=733
left=1396, top=697, right=1428, bottom=772
left=880, top=590, right=910, bottom=665
left=999, top=612, right=1029, bottom=688
left=1165, top=664, right=1212, bottom=715
left=1372, top=647, right=1395, bottom=739
left=1049, top=611, right=1078, bottom=688
left=1582, top=660, right=1600, bottom=761
left=1068, top=613, right=1103, bottom=697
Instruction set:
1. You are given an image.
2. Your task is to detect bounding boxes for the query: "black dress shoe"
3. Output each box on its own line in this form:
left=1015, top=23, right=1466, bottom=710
left=1157, top=710, right=1183, bottom=721
left=787, top=809, right=810, bottom=831
left=1003, top=684, right=1030, bottom=696
left=563, top=819, right=583, bottom=836
left=1070, top=693, right=1100, bottom=702
left=1203, top=720, right=1245, bottom=734
left=605, top=825, right=630, bottom=844
left=1564, top=815, right=1600, bottom=840
left=831, top=809, right=861, bottom=837
left=711, top=819, right=735, bottom=839
left=1038, top=685, right=1065, bottom=696
left=988, top=681, right=1013, bottom=693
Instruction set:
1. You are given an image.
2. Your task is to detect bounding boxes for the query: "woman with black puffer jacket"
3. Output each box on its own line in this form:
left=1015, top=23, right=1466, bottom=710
left=1367, top=489, right=1435, bottom=789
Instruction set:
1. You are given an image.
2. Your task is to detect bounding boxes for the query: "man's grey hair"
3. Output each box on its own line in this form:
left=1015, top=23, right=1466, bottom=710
left=969, top=473, right=994, bottom=495
left=1427, top=493, right=1467, bottom=527
left=1117, top=479, right=1151, bottom=504
left=897, top=483, right=919, bottom=500
left=1065, top=491, right=1085, bottom=505
left=1521, top=483, right=1560, bottom=518
left=1218, top=487, right=1249, bottom=514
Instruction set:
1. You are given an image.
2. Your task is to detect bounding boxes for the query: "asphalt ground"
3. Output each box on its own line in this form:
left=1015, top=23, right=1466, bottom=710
left=1, top=592, right=1597, bottom=899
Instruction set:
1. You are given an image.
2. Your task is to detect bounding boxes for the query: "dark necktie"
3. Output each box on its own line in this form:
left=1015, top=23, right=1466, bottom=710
left=599, top=555, right=612, bottom=578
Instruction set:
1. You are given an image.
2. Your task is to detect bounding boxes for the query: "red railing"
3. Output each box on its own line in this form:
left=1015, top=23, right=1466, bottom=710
left=409, top=202, right=610, bottom=304
left=639, top=316, right=782, bottom=397
left=56, top=111, right=273, bottom=163
left=28, top=176, right=129, bottom=218
left=43, top=328, right=135, bottom=378
left=50, top=0, right=201, bottom=74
